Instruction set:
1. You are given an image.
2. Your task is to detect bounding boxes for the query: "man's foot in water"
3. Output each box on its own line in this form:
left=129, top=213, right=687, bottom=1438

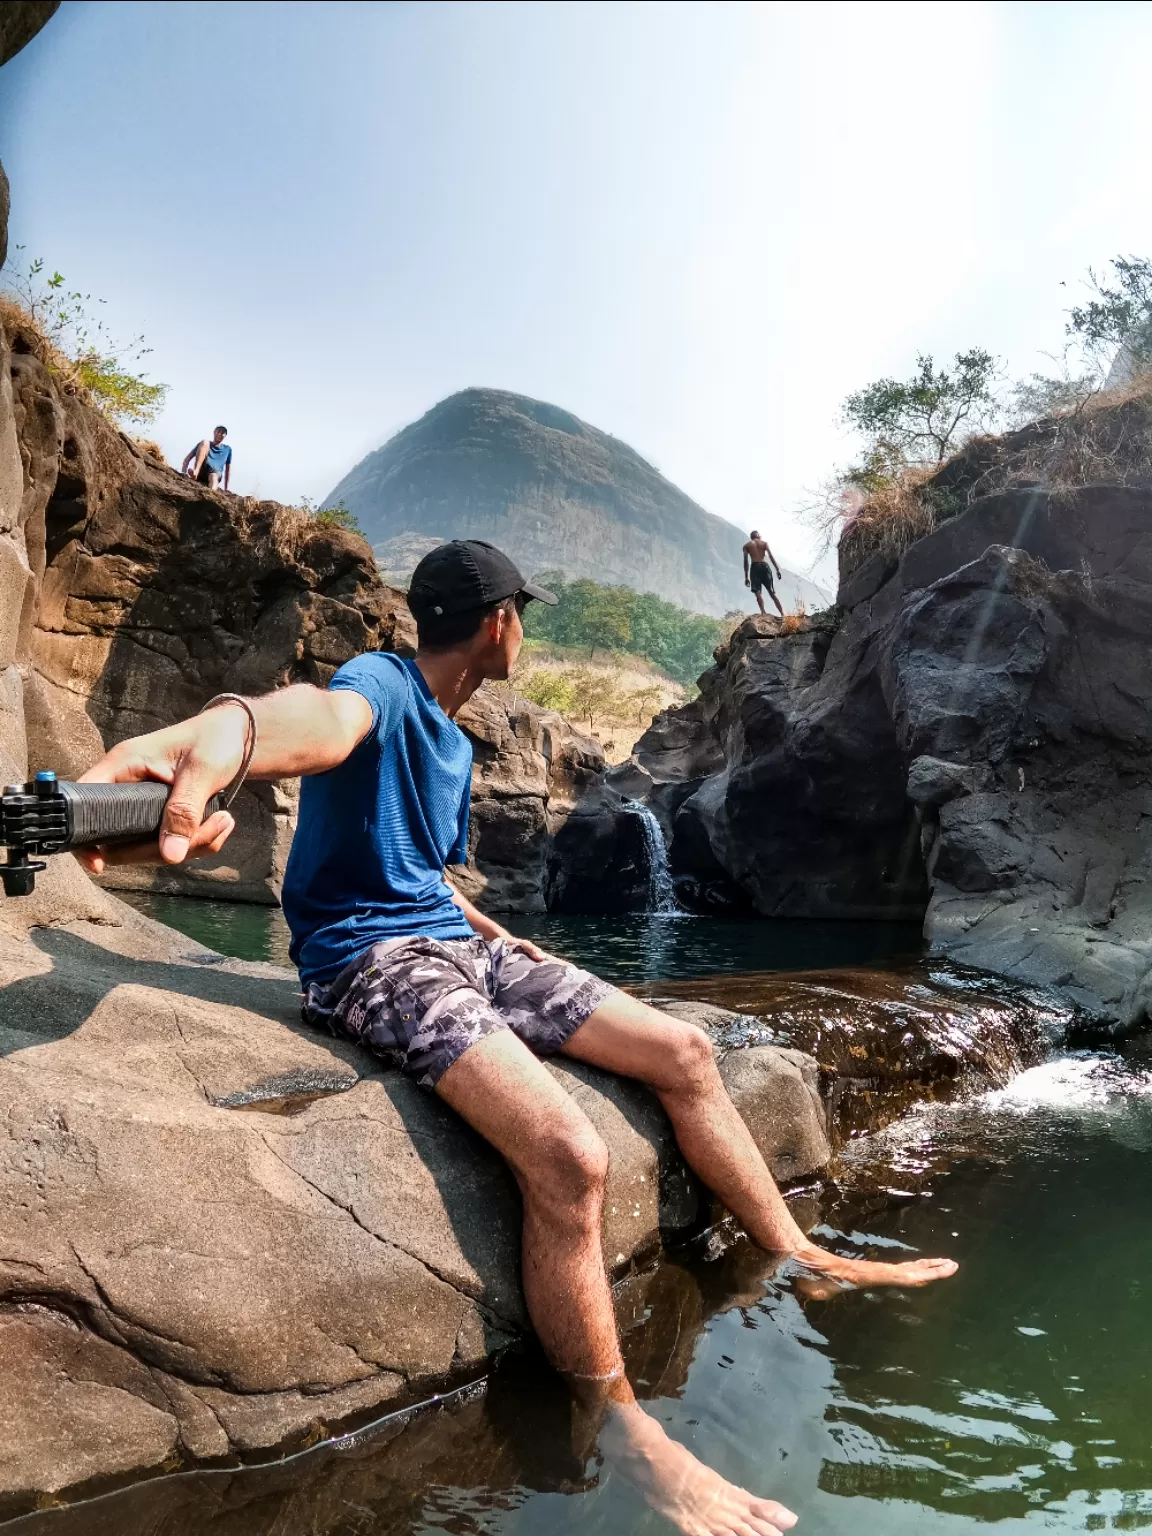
left=789, top=1245, right=958, bottom=1300
left=600, top=1401, right=798, bottom=1536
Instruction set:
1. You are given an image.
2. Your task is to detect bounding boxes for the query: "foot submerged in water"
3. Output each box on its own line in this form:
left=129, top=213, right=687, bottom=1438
left=600, top=1401, right=798, bottom=1536
left=789, top=1244, right=958, bottom=1300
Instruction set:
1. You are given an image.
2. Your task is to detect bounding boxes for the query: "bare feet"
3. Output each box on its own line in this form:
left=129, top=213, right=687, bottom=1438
left=789, top=1243, right=958, bottom=1300
left=600, top=1401, right=797, bottom=1535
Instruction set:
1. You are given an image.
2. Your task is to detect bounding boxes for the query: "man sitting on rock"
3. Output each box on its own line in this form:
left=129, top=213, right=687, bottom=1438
left=75, top=538, right=956, bottom=1536
left=743, top=529, right=784, bottom=617
left=181, top=425, right=232, bottom=491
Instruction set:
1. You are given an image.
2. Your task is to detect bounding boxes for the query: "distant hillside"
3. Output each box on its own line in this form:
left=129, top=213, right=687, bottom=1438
left=324, top=388, right=828, bottom=616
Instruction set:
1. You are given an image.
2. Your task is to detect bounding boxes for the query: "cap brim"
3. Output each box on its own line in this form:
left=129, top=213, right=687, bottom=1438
left=520, top=579, right=558, bottom=606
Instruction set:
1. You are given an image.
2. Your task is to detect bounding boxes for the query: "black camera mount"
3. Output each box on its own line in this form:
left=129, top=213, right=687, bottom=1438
left=0, top=772, right=220, bottom=896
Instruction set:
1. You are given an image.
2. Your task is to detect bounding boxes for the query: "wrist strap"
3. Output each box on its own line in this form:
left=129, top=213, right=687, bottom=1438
left=198, top=694, right=258, bottom=808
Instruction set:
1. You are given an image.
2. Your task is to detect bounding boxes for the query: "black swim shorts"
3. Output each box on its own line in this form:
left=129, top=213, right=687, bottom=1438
left=749, top=560, right=774, bottom=594
left=301, top=935, right=615, bottom=1088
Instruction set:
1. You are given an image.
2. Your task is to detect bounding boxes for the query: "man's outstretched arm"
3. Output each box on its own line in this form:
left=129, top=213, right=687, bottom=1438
left=742, top=545, right=751, bottom=585
left=76, top=685, right=373, bottom=871
left=765, top=542, right=782, bottom=577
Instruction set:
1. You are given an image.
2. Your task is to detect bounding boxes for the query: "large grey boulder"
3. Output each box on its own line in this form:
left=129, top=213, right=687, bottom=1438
left=450, top=687, right=647, bottom=914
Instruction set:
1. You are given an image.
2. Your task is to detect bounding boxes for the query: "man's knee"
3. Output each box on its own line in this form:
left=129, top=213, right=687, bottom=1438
left=520, top=1111, right=609, bottom=1214
left=662, top=1020, right=718, bottom=1093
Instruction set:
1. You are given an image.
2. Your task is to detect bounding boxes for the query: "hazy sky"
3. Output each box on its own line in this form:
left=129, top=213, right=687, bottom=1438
left=3, top=0, right=1151, bottom=583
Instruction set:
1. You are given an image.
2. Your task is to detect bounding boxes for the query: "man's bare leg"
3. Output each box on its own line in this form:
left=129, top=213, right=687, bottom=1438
left=771, top=590, right=785, bottom=618
left=437, top=1029, right=798, bottom=1536
left=754, top=588, right=766, bottom=614
left=563, top=992, right=958, bottom=1290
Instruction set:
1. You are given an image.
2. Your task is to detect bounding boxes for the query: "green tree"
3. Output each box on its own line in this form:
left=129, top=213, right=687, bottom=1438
left=516, top=668, right=576, bottom=713
left=843, top=349, right=1001, bottom=468
left=1005, top=255, right=1152, bottom=423
left=1067, top=255, right=1152, bottom=374
left=1009, top=372, right=1096, bottom=424
left=566, top=666, right=628, bottom=730
left=521, top=571, right=724, bottom=685
left=3, top=252, right=168, bottom=426
left=298, top=496, right=365, bottom=535
left=583, top=585, right=632, bottom=655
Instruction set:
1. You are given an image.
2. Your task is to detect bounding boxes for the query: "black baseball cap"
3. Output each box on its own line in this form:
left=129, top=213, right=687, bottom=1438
left=408, top=539, right=558, bottom=619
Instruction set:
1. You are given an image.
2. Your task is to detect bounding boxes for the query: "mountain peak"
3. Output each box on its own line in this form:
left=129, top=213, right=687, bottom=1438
left=325, top=389, right=826, bottom=616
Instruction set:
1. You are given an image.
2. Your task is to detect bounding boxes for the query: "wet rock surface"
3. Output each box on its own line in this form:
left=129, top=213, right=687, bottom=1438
left=642, top=961, right=1075, bottom=1141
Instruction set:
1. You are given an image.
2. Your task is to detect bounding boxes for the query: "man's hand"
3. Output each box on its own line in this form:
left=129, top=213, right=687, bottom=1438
left=506, top=936, right=558, bottom=965
left=744, top=577, right=750, bottom=588
left=74, top=706, right=250, bottom=872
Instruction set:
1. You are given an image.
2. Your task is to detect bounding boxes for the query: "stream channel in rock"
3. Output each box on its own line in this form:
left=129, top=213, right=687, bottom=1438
left=6, top=899, right=1147, bottom=1536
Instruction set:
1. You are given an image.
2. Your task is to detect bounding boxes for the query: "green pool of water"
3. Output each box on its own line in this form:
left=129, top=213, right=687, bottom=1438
left=114, top=891, right=924, bottom=982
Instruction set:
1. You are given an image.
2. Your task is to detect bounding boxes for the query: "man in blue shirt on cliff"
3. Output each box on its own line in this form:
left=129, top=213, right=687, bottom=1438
left=182, top=425, right=232, bottom=491
left=77, top=539, right=955, bottom=1536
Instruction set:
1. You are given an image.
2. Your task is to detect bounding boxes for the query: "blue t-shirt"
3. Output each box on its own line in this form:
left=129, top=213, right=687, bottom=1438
left=282, top=653, right=474, bottom=988
left=206, top=441, right=232, bottom=474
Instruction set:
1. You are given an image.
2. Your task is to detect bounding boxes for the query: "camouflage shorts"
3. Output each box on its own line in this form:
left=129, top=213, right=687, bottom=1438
left=301, top=935, right=615, bottom=1089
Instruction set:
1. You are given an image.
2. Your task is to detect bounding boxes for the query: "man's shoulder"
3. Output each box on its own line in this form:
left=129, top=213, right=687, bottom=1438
left=331, top=650, right=411, bottom=697
left=334, top=649, right=409, bottom=681
left=330, top=651, right=416, bottom=735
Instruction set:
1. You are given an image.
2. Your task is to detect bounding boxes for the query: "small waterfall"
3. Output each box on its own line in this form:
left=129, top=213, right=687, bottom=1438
left=624, top=800, right=681, bottom=914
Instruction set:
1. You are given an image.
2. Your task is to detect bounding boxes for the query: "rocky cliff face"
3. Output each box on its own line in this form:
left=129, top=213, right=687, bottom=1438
left=450, top=685, right=652, bottom=915
left=9, top=324, right=415, bottom=901
left=324, top=387, right=828, bottom=618
left=1, top=317, right=640, bottom=912
left=639, top=468, right=1152, bottom=1023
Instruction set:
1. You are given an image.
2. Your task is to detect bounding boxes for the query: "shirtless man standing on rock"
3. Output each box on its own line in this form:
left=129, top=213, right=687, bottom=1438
left=76, top=538, right=956, bottom=1536
left=744, top=529, right=784, bottom=617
